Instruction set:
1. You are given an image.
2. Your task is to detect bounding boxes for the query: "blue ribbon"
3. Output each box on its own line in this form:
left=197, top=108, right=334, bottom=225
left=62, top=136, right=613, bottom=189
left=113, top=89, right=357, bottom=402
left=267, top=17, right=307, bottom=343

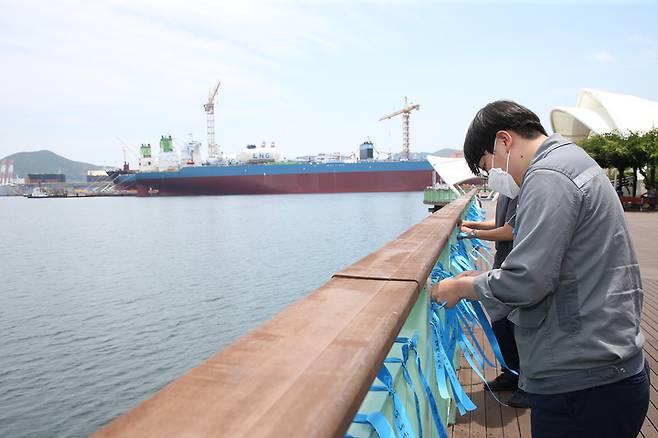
left=470, top=300, right=518, bottom=375
left=384, top=355, right=422, bottom=438
left=385, top=335, right=450, bottom=438
left=429, top=305, right=477, bottom=416
left=464, top=201, right=486, bottom=222
left=349, top=198, right=515, bottom=437
left=398, top=335, right=449, bottom=438
left=456, top=303, right=496, bottom=368
left=371, top=365, right=417, bottom=438
left=350, top=412, right=396, bottom=438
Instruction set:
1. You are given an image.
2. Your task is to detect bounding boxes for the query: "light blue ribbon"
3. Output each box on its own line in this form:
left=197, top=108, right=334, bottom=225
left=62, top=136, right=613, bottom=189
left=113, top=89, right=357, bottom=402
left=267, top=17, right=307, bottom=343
left=371, top=365, right=417, bottom=438
left=350, top=412, right=396, bottom=438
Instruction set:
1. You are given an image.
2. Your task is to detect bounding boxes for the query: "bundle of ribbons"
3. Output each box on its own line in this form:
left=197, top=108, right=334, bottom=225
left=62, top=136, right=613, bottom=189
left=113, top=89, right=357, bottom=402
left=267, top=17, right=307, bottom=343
left=347, top=200, right=516, bottom=438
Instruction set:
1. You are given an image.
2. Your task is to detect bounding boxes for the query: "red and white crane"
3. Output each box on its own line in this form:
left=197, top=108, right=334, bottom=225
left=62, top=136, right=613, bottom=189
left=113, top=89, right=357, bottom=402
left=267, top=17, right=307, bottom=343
left=379, top=97, right=420, bottom=160
left=204, top=80, right=221, bottom=161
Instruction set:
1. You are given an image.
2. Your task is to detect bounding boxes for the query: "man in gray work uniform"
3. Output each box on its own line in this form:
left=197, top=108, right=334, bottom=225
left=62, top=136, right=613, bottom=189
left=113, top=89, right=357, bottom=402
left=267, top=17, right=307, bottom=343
left=432, top=100, right=649, bottom=438
left=461, top=195, right=527, bottom=407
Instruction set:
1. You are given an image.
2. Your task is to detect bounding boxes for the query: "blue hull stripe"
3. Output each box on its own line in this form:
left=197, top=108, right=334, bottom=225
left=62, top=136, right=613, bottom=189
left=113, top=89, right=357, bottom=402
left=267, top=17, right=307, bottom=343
left=135, top=161, right=432, bottom=180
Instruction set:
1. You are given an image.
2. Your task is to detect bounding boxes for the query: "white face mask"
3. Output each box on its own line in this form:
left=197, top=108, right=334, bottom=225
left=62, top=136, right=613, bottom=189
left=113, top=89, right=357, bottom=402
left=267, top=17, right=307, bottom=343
left=487, top=139, right=520, bottom=199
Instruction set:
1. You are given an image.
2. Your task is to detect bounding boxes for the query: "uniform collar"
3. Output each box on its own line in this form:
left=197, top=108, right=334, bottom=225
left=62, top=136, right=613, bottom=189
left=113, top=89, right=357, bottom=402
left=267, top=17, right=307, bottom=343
left=530, top=133, right=570, bottom=166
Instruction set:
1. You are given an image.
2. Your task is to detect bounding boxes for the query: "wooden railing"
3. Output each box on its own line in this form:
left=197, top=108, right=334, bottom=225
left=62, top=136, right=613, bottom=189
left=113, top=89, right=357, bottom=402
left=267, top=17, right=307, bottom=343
left=94, top=191, right=476, bottom=438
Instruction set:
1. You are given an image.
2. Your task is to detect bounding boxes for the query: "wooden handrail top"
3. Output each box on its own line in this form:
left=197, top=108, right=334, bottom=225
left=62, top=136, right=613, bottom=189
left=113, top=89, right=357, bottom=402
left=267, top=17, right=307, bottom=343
left=334, top=193, right=472, bottom=286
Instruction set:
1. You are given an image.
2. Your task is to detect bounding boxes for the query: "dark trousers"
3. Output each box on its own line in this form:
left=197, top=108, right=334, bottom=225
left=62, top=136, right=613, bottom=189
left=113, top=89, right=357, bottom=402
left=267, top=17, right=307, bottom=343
left=527, top=360, right=650, bottom=438
left=492, top=317, right=520, bottom=377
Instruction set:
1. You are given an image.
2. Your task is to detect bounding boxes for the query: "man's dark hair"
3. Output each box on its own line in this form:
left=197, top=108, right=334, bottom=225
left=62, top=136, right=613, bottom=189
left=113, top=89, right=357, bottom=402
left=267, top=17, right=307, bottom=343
left=463, top=100, right=548, bottom=175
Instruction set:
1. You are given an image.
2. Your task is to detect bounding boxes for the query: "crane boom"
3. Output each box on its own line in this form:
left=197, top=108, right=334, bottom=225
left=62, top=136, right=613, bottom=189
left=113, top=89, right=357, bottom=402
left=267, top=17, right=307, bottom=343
left=207, top=81, right=221, bottom=105
left=378, top=97, right=420, bottom=160
left=378, top=103, right=420, bottom=121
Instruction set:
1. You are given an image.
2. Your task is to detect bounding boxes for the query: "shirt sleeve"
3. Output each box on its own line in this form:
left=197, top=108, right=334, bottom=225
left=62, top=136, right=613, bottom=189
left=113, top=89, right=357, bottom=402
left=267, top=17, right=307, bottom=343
left=473, top=169, right=582, bottom=321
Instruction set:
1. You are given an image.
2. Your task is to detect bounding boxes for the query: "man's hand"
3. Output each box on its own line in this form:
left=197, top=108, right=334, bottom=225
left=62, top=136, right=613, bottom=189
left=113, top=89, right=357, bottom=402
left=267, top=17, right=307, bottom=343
left=431, top=279, right=463, bottom=308
left=455, top=270, right=481, bottom=279
left=460, top=225, right=477, bottom=239
left=431, top=277, right=478, bottom=308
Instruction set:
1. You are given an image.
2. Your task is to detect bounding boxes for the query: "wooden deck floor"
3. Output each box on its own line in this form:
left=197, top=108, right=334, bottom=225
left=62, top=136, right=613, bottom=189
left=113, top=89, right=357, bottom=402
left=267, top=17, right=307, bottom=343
left=449, top=211, right=658, bottom=438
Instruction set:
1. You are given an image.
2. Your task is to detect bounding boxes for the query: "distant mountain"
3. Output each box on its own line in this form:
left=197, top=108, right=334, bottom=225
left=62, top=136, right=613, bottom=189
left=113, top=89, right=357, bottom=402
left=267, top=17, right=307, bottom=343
left=0, top=150, right=104, bottom=181
left=389, top=148, right=460, bottom=161
left=431, top=148, right=461, bottom=158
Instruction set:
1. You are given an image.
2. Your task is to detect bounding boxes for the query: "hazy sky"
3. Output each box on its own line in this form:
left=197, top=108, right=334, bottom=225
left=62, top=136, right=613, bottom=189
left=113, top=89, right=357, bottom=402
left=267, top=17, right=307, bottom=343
left=1, top=0, right=657, bottom=167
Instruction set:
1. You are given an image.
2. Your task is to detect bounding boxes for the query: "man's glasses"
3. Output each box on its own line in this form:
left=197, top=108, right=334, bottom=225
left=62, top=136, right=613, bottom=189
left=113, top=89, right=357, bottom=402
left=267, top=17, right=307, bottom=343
left=477, top=155, right=490, bottom=178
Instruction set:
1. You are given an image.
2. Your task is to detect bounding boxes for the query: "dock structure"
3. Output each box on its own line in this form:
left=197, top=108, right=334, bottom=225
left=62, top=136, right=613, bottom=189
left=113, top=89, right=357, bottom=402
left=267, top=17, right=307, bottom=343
left=423, top=186, right=459, bottom=212
left=92, top=195, right=658, bottom=438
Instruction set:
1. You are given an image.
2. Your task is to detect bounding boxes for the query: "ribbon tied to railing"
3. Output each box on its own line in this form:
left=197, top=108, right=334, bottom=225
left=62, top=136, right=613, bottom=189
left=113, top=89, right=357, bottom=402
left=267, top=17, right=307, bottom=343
left=348, top=199, right=517, bottom=437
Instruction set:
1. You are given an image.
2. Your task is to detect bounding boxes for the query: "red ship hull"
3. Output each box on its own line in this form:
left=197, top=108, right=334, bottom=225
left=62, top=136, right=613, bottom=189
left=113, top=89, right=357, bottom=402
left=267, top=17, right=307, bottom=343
left=136, top=170, right=433, bottom=196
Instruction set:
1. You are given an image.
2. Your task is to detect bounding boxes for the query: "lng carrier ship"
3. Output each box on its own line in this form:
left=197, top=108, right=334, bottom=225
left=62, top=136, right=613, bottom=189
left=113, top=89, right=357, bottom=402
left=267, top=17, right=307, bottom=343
left=116, top=137, right=433, bottom=196
left=115, top=82, right=433, bottom=196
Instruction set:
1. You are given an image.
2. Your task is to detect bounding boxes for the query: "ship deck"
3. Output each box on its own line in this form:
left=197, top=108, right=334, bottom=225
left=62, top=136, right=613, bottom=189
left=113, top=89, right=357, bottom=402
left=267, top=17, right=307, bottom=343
left=450, top=210, right=658, bottom=438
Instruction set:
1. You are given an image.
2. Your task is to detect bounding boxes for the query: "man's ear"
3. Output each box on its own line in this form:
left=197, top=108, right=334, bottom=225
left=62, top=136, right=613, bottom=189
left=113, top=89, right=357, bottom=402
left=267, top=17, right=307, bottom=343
left=495, top=130, right=514, bottom=153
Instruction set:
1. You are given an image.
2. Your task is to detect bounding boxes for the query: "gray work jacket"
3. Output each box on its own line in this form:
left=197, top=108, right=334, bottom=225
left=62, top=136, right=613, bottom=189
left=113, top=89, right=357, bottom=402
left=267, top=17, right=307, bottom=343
left=473, top=134, right=645, bottom=394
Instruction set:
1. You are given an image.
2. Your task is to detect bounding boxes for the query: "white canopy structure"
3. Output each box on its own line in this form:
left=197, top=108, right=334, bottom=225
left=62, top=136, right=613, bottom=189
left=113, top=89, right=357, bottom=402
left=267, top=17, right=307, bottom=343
left=426, top=155, right=475, bottom=195
left=550, top=89, right=658, bottom=142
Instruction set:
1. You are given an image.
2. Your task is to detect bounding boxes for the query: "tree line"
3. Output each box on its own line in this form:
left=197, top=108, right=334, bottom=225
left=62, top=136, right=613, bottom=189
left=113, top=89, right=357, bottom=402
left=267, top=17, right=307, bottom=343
left=578, top=128, right=658, bottom=197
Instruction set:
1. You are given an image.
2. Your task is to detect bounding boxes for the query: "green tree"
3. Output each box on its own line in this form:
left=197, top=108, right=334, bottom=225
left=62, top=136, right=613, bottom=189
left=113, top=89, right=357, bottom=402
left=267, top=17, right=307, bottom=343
left=579, top=129, right=658, bottom=195
left=641, top=128, right=658, bottom=190
left=580, top=131, right=630, bottom=193
left=625, top=131, right=649, bottom=196
left=579, top=133, right=610, bottom=168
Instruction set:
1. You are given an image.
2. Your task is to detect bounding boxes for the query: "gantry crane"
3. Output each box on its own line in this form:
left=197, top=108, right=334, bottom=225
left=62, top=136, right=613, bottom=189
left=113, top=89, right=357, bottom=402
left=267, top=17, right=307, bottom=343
left=204, top=80, right=221, bottom=161
left=379, top=97, right=420, bottom=160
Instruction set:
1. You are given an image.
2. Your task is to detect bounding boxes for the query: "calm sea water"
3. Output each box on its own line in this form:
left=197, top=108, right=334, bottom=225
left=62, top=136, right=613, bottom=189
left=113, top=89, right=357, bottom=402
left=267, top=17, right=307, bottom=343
left=0, top=192, right=430, bottom=437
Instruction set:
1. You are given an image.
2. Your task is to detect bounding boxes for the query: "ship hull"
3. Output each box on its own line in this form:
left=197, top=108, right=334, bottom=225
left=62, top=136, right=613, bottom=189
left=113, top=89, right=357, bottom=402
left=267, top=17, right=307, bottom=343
left=123, top=161, right=434, bottom=196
